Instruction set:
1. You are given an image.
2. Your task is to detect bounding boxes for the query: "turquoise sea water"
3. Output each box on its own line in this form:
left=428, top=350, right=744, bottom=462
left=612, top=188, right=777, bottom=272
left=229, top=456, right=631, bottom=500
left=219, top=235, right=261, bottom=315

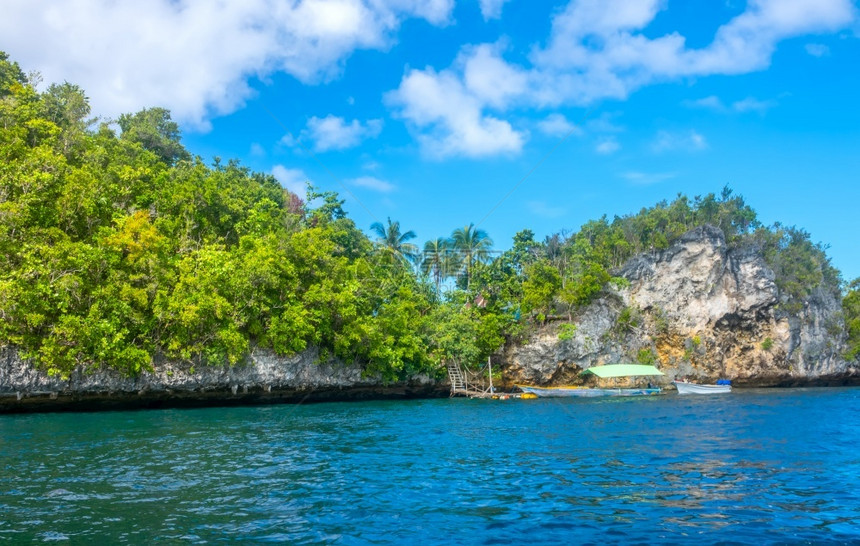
left=1, top=388, right=859, bottom=544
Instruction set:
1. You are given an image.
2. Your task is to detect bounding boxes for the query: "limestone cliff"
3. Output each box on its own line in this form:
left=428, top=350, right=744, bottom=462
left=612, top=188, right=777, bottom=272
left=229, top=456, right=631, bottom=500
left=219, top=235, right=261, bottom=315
left=500, top=225, right=858, bottom=387
left=0, top=346, right=441, bottom=412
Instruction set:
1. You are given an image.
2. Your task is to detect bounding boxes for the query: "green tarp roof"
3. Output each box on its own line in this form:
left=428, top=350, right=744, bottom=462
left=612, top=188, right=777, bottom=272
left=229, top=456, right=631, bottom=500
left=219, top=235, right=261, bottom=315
left=579, top=364, right=664, bottom=378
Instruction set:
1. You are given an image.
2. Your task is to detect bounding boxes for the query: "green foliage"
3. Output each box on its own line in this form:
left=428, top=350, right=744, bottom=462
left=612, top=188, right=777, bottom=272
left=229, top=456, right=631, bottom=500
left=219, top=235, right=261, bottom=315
left=636, top=348, right=657, bottom=365
left=558, top=323, right=577, bottom=341
left=653, top=307, right=669, bottom=335
left=510, top=229, right=539, bottom=270
left=0, top=52, right=28, bottom=104
left=421, top=237, right=456, bottom=296
left=117, top=107, right=190, bottom=165
left=0, top=51, right=850, bottom=382
left=761, top=337, right=774, bottom=351
left=427, top=300, right=507, bottom=371
left=521, top=259, right=561, bottom=321
left=844, top=278, right=860, bottom=361
left=615, top=306, right=642, bottom=334
left=422, top=186, right=839, bottom=349
left=681, top=335, right=702, bottom=362
left=370, top=217, right=418, bottom=266
left=450, top=223, right=493, bottom=289
left=753, top=224, right=841, bottom=314
left=0, top=52, right=438, bottom=380
left=559, top=259, right=610, bottom=313
left=503, top=187, right=765, bottom=324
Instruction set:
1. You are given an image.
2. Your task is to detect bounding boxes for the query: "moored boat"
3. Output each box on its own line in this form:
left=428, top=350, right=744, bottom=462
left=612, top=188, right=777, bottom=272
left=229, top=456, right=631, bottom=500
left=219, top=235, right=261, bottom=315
left=518, top=385, right=662, bottom=398
left=673, top=380, right=732, bottom=395
left=518, top=364, right=665, bottom=398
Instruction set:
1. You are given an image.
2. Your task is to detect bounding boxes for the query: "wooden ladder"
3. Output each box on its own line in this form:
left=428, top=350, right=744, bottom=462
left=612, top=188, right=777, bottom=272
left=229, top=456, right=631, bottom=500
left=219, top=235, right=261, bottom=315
left=446, top=361, right=466, bottom=394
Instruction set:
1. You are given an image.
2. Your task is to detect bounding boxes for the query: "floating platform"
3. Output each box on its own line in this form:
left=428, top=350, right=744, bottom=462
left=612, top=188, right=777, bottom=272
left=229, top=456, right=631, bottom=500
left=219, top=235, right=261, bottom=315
left=450, top=387, right=521, bottom=400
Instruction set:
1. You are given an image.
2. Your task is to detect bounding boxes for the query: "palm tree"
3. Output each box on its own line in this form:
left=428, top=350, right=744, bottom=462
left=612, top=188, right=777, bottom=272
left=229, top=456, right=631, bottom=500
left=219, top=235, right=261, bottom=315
left=451, top=223, right=493, bottom=289
left=421, top=237, right=457, bottom=294
left=370, top=217, right=418, bottom=266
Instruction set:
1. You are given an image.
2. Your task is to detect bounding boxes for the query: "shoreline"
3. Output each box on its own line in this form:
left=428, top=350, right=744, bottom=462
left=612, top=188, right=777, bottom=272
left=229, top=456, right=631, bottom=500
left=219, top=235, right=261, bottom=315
left=0, top=383, right=450, bottom=414
left=4, top=376, right=860, bottom=414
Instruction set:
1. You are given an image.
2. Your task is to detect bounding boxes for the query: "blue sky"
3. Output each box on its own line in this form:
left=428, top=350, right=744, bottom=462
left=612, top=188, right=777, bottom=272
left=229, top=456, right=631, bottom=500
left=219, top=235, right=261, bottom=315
left=3, top=0, right=860, bottom=279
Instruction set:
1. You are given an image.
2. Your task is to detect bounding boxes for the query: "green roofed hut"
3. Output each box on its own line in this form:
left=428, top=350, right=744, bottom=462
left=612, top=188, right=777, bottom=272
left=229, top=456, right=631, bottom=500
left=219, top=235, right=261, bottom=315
left=518, top=364, right=664, bottom=398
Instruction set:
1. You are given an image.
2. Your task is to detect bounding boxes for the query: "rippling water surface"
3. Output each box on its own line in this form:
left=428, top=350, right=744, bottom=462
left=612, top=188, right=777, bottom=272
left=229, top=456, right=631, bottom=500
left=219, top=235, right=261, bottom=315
left=2, top=388, right=859, bottom=544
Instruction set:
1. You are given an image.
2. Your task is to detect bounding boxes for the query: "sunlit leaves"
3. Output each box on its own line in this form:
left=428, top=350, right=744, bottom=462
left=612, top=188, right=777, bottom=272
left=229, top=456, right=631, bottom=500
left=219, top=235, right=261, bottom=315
left=844, top=279, right=860, bottom=361
left=522, top=260, right=561, bottom=322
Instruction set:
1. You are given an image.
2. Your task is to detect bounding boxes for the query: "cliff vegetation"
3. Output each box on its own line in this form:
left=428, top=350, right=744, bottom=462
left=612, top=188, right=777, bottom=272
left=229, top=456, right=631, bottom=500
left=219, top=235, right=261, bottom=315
left=1, top=52, right=856, bottom=387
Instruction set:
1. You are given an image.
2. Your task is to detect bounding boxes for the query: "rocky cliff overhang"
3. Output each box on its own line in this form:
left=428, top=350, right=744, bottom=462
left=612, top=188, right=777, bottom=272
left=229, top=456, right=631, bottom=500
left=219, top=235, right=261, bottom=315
left=0, top=347, right=445, bottom=413
left=501, top=225, right=860, bottom=388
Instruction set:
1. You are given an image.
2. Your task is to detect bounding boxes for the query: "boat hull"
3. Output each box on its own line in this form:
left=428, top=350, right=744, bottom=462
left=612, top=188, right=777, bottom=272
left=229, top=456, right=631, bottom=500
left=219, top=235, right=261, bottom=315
left=673, top=381, right=731, bottom=395
left=518, top=386, right=662, bottom=398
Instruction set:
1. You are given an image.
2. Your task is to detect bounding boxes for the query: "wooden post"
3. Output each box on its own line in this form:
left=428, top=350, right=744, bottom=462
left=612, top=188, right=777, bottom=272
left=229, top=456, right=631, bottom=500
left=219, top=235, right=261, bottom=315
left=488, top=356, right=494, bottom=394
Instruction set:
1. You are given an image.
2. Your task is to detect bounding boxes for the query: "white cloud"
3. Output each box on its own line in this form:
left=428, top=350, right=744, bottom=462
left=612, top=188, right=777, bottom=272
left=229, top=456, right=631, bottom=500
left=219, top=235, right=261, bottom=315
left=478, top=0, right=513, bottom=20
left=527, top=200, right=567, bottom=218
left=389, top=0, right=854, bottom=152
left=685, top=95, right=726, bottom=110
left=595, top=137, right=620, bottom=154
left=691, top=132, right=707, bottom=151
left=461, top=43, right=529, bottom=109
left=621, top=171, right=677, bottom=185
left=732, top=96, right=776, bottom=113
left=684, top=95, right=776, bottom=113
left=0, top=0, right=454, bottom=129
left=653, top=130, right=707, bottom=152
left=362, top=159, right=381, bottom=171
left=305, top=115, right=383, bottom=152
left=350, top=176, right=396, bottom=192
left=529, top=0, right=855, bottom=105
left=537, top=113, right=582, bottom=137
left=272, top=165, right=309, bottom=197
left=586, top=112, right=625, bottom=133
left=280, top=133, right=298, bottom=148
left=805, top=43, right=831, bottom=57
left=386, top=65, right=525, bottom=159
left=250, top=143, right=266, bottom=157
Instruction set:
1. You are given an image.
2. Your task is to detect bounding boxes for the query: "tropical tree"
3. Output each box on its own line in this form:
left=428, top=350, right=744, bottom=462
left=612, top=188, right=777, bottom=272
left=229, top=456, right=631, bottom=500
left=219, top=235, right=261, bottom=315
left=844, top=278, right=860, bottom=361
left=117, top=107, right=190, bottom=165
left=370, top=217, right=418, bottom=266
left=451, top=223, right=493, bottom=289
left=522, top=259, right=561, bottom=322
left=421, top=237, right=455, bottom=294
left=543, top=233, right=566, bottom=277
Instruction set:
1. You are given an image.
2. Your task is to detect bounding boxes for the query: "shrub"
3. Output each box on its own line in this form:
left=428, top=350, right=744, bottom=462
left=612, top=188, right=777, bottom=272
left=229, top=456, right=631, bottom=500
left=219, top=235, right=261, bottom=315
left=653, top=307, right=669, bottom=335
left=637, top=348, right=657, bottom=365
left=558, top=323, right=577, bottom=341
left=616, top=306, right=641, bottom=333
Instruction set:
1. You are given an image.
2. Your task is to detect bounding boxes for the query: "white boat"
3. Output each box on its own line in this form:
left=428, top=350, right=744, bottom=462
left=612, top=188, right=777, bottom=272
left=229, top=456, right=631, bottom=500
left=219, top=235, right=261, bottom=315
left=673, top=380, right=731, bottom=395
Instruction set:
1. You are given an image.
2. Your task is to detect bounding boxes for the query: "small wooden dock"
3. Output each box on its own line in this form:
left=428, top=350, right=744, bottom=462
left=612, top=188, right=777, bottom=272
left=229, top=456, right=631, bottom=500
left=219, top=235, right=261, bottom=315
left=446, top=361, right=521, bottom=399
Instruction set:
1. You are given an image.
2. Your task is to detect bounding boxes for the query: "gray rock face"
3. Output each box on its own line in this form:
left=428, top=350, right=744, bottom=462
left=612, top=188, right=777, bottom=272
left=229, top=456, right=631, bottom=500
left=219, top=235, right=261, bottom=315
left=501, top=225, right=858, bottom=387
left=0, top=346, right=441, bottom=412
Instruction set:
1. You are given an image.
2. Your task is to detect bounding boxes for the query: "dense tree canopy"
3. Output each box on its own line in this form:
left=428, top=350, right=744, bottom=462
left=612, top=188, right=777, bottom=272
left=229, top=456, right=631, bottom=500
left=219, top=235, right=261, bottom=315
left=844, top=279, right=860, bottom=361
left=0, top=53, right=447, bottom=379
left=0, top=52, right=852, bottom=381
